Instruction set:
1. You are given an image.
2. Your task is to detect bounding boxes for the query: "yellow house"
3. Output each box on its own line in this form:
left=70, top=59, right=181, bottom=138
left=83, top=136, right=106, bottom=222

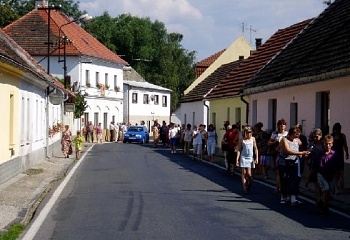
left=0, top=29, right=66, bottom=184
left=178, top=36, right=253, bottom=127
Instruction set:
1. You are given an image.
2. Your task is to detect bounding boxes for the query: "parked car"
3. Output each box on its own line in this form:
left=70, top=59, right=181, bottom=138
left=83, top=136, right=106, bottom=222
left=123, top=126, right=149, bottom=144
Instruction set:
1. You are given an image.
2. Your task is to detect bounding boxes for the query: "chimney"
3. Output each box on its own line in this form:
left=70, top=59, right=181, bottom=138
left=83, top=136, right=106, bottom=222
left=36, top=0, right=48, bottom=8
left=255, top=38, right=262, bottom=50
left=239, top=55, right=244, bottom=60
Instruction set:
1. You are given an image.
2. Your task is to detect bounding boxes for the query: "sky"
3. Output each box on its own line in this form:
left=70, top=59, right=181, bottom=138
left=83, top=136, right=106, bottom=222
left=77, top=0, right=328, bottom=61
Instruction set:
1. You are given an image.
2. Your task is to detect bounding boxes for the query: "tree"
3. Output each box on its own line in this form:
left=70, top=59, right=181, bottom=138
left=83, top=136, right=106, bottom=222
left=74, top=91, right=88, bottom=119
left=84, top=14, right=196, bottom=110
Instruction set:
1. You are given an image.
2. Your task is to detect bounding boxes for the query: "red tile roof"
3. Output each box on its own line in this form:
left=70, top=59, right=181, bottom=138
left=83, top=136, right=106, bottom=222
left=195, top=49, right=225, bottom=78
left=206, top=19, right=312, bottom=100
left=243, top=0, right=350, bottom=92
left=0, top=28, right=68, bottom=93
left=3, top=8, right=127, bottom=65
left=181, top=60, right=241, bottom=103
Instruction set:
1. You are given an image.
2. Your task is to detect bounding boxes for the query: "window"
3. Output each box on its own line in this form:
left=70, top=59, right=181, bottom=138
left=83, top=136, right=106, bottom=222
left=94, top=112, right=99, bottom=126
left=268, top=99, right=277, bottom=130
left=132, top=93, right=138, bottom=103
left=105, top=73, right=108, bottom=87
left=212, top=112, right=216, bottom=127
left=9, top=94, right=14, bottom=145
left=290, top=103, right=298, bottom=127
left=227, top=107, right=230, bottom=122
left=84, top=112, right=89, bottom=127
left=114, top=75, right=117, bottom=89
left=252, top=100, right=257, bottom=125
left=162, top=95, right=167, bottom=107
left=96, top=71, right=100, bottom=85
left=154, top=95, right=159, bottom=105
left=103, top=113, right=108, bottom=129
left=316, top=91, right=330, bottom=135
left=143, top=94, right=149, bottom=104
left=85, top=70, right=90, bottom=86
left=235, top=107, right=241, bottom=125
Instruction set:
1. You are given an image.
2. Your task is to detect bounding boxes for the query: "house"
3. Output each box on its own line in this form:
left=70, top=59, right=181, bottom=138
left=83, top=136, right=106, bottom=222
left=3, top=4, right=127, bottom=135
left=241, top=0, right=350, bottom=185
left=123, top=67, right=172, bottom=130
left=178, top=36, right=253, bottom=127
left=0, top=29, right=67, bottom=184
left=205, top=20, right=312, bottom=146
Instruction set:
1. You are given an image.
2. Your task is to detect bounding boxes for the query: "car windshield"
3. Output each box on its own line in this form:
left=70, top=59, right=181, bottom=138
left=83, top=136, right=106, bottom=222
left=128, top=127, right=143, bottom=132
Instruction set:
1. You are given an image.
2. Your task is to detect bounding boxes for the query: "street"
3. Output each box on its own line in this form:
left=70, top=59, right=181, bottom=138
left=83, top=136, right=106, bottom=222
left=22, top=142, right=350, bottom=240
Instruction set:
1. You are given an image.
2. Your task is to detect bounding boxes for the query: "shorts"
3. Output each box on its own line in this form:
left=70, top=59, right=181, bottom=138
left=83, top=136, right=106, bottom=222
left=207, top=141, right=216, bottom=155
left=170, top=137, right=177, bottom=146
left=317, top=173, right=331, bottom=192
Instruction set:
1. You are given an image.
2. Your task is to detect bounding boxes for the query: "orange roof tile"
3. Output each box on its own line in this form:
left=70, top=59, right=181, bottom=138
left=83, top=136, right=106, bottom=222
left=206, top=19, right=312, bottom=100
left=3, top=8, right=127, bottom=65
left=195, top=49, right=225, bottom=78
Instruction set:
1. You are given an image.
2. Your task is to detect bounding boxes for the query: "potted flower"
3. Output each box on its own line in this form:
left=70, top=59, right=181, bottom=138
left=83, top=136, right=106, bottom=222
left=114, top=86, right=120, bottom=92
left=86, top=82, right=91, bottom=87
left=106, top=85, right=110, bottom=90
left=96, top=83, right=102, bottom=89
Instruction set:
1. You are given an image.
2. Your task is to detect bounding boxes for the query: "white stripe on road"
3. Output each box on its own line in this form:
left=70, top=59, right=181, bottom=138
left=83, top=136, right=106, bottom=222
left=21, top=145, right=93, bottom=240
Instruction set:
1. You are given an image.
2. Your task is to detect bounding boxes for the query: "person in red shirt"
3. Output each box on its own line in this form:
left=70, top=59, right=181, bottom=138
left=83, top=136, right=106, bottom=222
left=223, top=124, right=239, bottom=175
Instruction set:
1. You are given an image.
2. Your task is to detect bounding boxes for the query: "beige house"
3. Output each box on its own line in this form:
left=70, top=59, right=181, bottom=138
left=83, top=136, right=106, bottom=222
left=178, top=36, right=253, bottom=127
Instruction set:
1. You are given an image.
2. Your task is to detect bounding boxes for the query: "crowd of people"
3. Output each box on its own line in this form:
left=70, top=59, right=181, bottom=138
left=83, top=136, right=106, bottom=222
left=61, top=118, right=348, bottom=216
left=151, top=119, right=348, bottom=216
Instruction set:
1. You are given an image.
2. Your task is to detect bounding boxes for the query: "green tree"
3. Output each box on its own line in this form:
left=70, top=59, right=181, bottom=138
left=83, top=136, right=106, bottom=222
left=84, top=13, right=196, bottom=110
left=0, top=2, right=19, bottom=27
left=74, top=91, right=88, bottom=119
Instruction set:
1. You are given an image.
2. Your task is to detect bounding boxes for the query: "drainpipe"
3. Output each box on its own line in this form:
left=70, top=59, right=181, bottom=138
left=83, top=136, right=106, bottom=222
left=240, top=95, right=249, bottom=125
left=203, top=100, right=210, bottom=126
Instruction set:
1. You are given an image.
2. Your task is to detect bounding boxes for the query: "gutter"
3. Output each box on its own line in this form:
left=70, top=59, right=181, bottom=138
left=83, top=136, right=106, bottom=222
left=240, top=95, right=249, bottom=125
left=203, top=100, right=210, bottom=126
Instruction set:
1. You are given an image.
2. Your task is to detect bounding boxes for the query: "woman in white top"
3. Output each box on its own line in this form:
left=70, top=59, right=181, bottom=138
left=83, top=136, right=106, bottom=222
left=236, top=125, right=258, bottom=194
left=207, top=124, right=218, bottom=162
left=183, top=124, right=193, bottom=155
left=168, top=123, right=179, bottom=153
left=192, top=125, right=202, bottom=160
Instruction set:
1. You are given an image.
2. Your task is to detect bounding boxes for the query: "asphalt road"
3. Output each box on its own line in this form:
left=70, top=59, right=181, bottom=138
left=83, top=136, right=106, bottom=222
left=23, top=142, right=350, bottom=240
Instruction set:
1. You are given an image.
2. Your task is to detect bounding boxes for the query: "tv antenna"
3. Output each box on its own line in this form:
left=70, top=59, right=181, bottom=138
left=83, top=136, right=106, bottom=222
left=242, top=23, right=257, bottom=45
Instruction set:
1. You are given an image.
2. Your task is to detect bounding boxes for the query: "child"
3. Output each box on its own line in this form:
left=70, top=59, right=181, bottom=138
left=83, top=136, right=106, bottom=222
left=72, top=131, right=84, bottom=159
left=236, top=125, right=259, bottom=194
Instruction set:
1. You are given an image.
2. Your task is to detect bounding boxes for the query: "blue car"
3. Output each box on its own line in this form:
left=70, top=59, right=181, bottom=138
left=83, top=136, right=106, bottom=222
left=123, top=126, right=149, bottom=144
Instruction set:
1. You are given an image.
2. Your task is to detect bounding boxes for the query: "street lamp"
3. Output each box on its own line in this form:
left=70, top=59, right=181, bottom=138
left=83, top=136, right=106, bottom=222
left=57, top=14, right=92, bottom=89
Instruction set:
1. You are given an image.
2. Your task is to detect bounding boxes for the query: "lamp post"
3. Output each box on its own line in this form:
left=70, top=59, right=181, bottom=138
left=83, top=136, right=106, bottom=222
left=57, top=14, right=92, bottom=89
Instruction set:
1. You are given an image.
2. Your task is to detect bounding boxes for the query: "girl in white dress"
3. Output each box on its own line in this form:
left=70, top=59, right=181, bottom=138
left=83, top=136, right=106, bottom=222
left=236, top=125, right=259, bottom=194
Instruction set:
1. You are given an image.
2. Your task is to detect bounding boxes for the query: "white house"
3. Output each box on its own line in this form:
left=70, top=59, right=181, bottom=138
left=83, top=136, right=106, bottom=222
left=3, top=6, right=127, bottom=135
left=123, top=67, right=172, bottom=130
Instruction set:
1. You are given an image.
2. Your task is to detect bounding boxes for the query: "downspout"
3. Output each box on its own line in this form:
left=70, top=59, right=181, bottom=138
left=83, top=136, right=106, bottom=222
left=46, top=86, right=55, bottom=158
left=203, top=100, right=209, bottom=126
left=240, top=94, right=249, bottom=125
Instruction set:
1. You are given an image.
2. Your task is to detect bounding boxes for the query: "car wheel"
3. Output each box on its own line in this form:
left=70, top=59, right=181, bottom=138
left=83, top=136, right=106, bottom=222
left=123, top=140, right=126, bottom=143
left=141, top=138, right=145, bottom=144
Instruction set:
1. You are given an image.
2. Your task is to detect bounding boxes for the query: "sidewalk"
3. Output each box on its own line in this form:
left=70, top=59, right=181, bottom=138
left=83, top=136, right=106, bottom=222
left=0, top=142, right=349, bottom=234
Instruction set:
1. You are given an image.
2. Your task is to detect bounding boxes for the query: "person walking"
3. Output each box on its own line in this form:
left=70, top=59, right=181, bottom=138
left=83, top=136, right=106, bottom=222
left=168, top=123, right=178, bottom=153
left=192, top=125, right=202, bottom=160
left=236, top=125, right=259, bottom=194
left=152, top=120, right=160, bottom=148
left=278, top=125, right=309, bottom=206
left=96, top=123, right=103, bottom=143
left=207, top=124, right=218, bottom=162
left=183, top=124, right=193, bottom=155
left=109, top=121, right=116, bottom=142
left=268, top=119, right=288, bottom=194
left=72, top=131, right=84, bottom=159
left=331, top=122, right=349, bottom=192
left=61, top=125, right=72, bottom=158
left=223, top=124, right=239, bottom=175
